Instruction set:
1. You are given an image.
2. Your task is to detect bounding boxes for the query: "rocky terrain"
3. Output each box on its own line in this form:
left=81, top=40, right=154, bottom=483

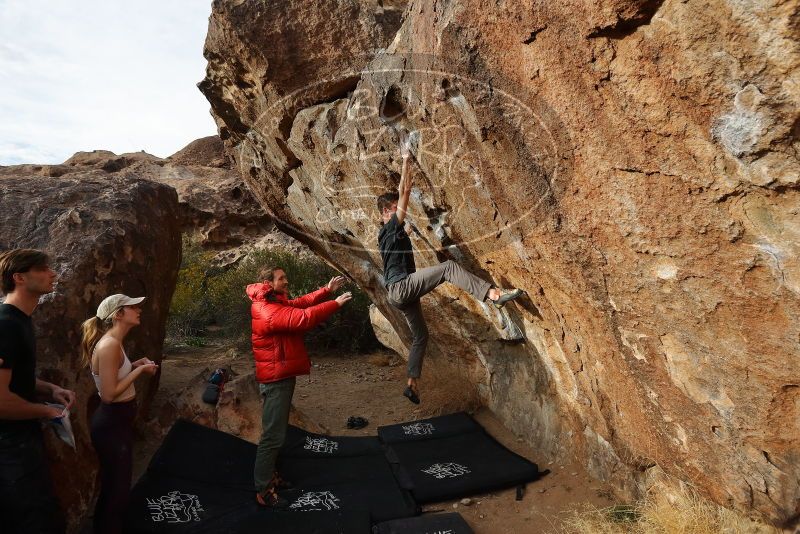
left=0, top=130, right=335, bottom=529
left=2, top=136, right=275, bottom=251
left=0, top=135, right=304, bottom=530
left=199, top=0, right=800, bottom=525
left=0, top=172, right=182, bottom=530
left=136, top=345, right=619, bottom=534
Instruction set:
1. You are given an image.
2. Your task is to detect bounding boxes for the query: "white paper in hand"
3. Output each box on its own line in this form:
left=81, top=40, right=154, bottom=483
left=45, top=402, right=76, bottom=450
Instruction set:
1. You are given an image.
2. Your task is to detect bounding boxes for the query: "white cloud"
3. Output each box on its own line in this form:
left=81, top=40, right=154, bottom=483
left=0, top=0, right=218, bottom=165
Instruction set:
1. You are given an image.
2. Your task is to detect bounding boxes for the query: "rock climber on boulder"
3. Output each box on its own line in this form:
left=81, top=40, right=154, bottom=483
left=377, top=136, right=525, bottom=405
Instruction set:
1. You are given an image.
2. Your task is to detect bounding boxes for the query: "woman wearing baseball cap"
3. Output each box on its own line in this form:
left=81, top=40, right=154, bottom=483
left=80, top=294, right=158, bottom=534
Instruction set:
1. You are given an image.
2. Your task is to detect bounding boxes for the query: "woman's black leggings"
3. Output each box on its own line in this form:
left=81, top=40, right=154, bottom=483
left=90, top=399, right=137, bottom=534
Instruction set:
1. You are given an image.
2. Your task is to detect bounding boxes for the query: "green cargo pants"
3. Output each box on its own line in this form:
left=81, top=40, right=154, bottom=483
left=253, top=377, right=296, bottom=493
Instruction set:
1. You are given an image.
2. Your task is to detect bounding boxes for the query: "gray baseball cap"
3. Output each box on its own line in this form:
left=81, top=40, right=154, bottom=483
left=96, top=294, right=145, bottom=320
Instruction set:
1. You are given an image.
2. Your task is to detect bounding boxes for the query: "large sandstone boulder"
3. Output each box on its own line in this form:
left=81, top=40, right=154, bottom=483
left=2, top=136, right=274, bottom=250
left=199, top=0, right=799, bottom=525
left=0, top=172, right=181, bottom=532
left=150, top=366, right=328, bottom=445
left=168, top=135, right=230, bottom=168
left=158, top=138, right=275, bottom=250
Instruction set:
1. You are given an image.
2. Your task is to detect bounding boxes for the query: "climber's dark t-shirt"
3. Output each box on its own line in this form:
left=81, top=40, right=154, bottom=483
left=0, top=303, right=39, bottom=437
left=378, top=213, right=416, bottom=286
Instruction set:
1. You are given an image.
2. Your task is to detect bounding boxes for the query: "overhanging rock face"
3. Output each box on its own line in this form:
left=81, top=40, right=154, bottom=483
left=200, top=0, right=800, bottom=524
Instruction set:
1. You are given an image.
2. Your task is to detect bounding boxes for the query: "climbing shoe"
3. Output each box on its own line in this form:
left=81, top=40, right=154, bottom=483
left=256, top=485, right=288, bottom=509
left=403, top=386, right=420, bottom=405
left=493, top=288, right=525, bottom=309
left=346, top=416, right=369, bottom=429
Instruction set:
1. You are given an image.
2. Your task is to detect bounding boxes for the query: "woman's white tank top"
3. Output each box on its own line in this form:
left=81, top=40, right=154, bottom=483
left=91, top=343, right=136, bottom=402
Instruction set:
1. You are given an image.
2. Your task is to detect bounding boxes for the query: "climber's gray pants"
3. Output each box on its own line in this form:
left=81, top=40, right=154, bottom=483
left=386, top=260, right=492, bottom=378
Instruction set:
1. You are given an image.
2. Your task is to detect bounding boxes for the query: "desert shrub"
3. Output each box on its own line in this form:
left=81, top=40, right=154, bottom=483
left=559, top=478, right=780, bottom=534
left=166, top=242, right=216, bottom=339
left=167, top=238, right=379, bottom=353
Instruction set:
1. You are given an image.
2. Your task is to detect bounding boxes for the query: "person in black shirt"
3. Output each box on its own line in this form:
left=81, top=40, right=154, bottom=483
left=377, top=139, right=524, bottom=404
left=0, top=248, right=76, bottom=534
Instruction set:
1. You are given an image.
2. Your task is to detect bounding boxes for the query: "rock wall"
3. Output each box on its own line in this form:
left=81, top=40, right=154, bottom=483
left=0, top=136, right=306, bottom=529
left=0, top=172, right=181, bottom=530
left=148, top=365, right=328, bottom=446
left=200, top=0, right=800, bottom=524
left=38, top=137, right=311, bottom=266
left=53, top=137, right=273, bottom=250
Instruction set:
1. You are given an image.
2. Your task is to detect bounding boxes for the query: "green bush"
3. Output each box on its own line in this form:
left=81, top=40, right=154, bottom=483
left=166, top=243, right=216, bottom=339
left=184, top=335, right=207, bottom=348
left=167, top=238, right=379, bottom=353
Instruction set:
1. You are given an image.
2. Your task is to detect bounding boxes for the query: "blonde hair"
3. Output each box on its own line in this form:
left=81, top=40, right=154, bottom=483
left=80, top=315, right=113, bottom=368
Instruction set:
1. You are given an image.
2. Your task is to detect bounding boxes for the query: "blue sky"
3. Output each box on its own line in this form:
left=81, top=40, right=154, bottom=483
left=0, top=1, right=218, bottom=165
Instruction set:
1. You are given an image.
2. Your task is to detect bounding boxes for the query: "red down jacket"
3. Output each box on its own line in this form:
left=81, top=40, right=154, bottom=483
left=247, top=281, right=340, bottom=383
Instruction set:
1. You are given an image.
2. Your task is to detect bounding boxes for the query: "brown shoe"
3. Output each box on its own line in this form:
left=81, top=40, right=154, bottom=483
left=256, top=484, right=288, bottom=509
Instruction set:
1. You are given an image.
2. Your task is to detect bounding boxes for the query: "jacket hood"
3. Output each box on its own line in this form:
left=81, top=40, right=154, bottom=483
left=246, top=281, right=286, bottom=302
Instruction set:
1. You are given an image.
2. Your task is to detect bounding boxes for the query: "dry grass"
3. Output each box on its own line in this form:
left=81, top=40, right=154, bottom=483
left=559, top=479, right=781, bottom=534
left=365, top=353, right=394, bottom=367
left=417, top=371, right=482, bottom=417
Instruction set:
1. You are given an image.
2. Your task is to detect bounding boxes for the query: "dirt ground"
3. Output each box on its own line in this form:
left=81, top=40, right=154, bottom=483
left=135, top=344, right=617, bottom=534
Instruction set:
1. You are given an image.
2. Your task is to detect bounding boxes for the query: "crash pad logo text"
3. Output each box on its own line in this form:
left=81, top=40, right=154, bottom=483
left=403, top=422, right=435, bottom=436
left=147, top=491, right=204, bottom=522
left=304, top=436, right=339, bottom=454
left=422, top=462, right=471, bottom=479
left=289, top=491, right=340, bottom=511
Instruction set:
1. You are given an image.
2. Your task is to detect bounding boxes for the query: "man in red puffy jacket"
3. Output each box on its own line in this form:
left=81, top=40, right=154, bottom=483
left=247, top=266, right=351, bottom=508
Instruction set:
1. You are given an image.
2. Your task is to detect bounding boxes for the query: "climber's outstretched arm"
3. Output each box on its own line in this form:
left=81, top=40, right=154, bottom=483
left=396, top=155, right=412, bottom=225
